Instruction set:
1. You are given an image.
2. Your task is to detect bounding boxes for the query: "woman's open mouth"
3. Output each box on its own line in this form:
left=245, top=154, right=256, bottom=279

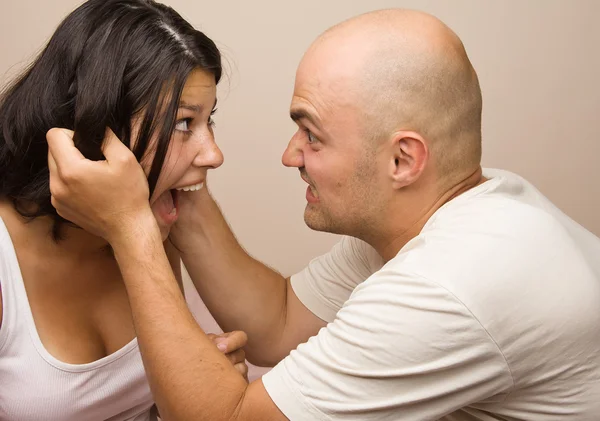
left=152, top=189, right=179, bottom=224
left=151, top=181, right=204, bottom=225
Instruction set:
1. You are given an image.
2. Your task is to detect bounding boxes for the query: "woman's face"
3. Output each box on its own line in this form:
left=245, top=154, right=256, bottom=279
left=142, top=68, right=223, bottom=240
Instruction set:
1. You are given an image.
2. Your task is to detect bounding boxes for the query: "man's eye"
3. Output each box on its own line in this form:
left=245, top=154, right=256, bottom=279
left=175, top=118, right=191, bottom=131
left=306, top=130, right=317, bottom=143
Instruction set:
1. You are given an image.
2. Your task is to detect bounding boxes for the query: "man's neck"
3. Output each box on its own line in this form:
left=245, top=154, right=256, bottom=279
left=367, top=167, right=486, bottom=262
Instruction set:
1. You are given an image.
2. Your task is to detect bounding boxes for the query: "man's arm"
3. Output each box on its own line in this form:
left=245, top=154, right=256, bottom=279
left=171, top=188, right=326, bottom=366
left=165, top=240, right=250, bottom=380
left=165, top=240, right=184, bottom=292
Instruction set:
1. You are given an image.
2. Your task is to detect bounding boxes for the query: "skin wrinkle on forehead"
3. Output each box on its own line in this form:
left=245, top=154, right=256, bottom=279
left=296, top=48, right=386, bottom=150
left=292, top=84, right=363, bottom=144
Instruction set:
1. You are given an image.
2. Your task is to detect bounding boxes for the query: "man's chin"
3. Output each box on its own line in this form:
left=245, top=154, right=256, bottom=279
left=304, top=208, right=335, bottom=233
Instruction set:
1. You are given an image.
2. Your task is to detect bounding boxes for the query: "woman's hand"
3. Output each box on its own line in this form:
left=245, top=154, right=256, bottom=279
left=208, top=331, right=249, bottom=382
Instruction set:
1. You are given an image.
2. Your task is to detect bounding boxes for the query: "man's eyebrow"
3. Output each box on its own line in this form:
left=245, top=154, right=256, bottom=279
left=290, top=108, right=320, bottom=128
left=179, top=98, right=218, bottom=113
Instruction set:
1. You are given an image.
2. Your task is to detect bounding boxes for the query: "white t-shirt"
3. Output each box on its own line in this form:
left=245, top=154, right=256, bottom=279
left=0, top=218, right=157, bottom=421
left=262, top=169, right=600, bottom=420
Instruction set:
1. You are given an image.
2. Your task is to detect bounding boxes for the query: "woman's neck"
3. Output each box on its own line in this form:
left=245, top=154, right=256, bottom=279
left=0, top=199, right=112, bottom=260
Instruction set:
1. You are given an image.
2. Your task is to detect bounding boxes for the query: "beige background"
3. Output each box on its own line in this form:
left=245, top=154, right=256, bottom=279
left=1, top=1, right=599, bottom=377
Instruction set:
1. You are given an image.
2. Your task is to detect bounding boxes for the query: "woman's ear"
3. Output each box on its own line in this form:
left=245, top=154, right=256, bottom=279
left=388, top=131, right=429, bottom=189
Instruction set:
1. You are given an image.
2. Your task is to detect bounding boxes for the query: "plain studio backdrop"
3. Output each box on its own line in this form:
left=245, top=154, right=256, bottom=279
left=1, top=1, right=599, bottom=379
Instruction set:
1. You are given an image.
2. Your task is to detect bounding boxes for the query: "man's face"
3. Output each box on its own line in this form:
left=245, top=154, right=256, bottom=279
left=282, top=52, right=383, bottom=237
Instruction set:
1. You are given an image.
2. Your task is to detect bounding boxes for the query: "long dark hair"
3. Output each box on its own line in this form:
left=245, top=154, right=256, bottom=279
left=0, top=0, right=221, bottom=237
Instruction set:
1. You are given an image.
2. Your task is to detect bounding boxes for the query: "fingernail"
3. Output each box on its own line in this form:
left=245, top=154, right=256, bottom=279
left=217, top=343, right=227, bottom=352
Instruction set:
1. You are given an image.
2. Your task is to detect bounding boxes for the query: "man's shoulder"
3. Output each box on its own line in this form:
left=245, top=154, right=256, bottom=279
left=328, top=235, right=384, bottom=272
left=424, top=169, right=573, bottom=248
left=375, top=185, right=600, bottom=364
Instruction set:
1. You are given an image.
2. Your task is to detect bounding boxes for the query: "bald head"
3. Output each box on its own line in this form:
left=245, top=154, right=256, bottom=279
left=300, top=9, right=482, bottom=182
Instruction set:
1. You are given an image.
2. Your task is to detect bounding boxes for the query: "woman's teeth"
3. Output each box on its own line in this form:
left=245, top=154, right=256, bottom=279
left=176, top=182, right=204, bottom=192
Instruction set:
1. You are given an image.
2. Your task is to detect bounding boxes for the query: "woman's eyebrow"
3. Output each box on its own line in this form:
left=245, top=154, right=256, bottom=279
left=179, top=98, right=217, bottom=113
left=179, top=101, right=202, bottom=113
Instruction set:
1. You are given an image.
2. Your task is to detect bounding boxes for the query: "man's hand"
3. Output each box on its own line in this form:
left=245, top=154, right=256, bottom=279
left=209, top=331, right=250, bottom=382
left=46, top=127, right=154, bottom=244
left=167, top=178, right=220, bottom=256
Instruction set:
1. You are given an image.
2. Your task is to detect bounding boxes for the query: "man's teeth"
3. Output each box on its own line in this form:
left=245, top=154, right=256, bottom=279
left=176, top=182, right=204, bottom=192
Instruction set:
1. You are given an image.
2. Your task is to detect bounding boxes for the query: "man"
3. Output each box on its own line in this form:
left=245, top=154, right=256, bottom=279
left=47, top=8, right=600, bottom=421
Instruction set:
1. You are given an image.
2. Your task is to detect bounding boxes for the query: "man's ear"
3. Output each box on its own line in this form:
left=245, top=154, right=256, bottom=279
left=387, top=131, right=429, bottom=189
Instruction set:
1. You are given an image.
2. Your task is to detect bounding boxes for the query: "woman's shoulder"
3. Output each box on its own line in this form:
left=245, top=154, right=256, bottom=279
left=0, top=201, right=10, bottom=330
left=0, top=198, right=16, bottom=229
left=0, top=205, right=5, bottom=329
left=0, top=199, right=23, bottom=331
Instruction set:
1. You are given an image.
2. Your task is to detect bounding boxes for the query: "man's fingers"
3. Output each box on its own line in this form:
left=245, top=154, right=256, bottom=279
left=101, top=127, right=133, bottom=163
left=219, top=330, right=249, bottom=342
left=215, top=331, right=248, bottom=353
left=234, top=362, right=249, bottom=381
left=46, top=128, right=85, bottom=168
left=225, top=349, right=246, bottom=365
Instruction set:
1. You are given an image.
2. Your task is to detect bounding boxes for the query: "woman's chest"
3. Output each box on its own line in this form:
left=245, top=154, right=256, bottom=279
left=18, top=252, right=137, bottom=364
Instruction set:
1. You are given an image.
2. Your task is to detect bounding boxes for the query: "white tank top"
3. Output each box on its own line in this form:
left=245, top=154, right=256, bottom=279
left=0, top=218, right=157, bottom=421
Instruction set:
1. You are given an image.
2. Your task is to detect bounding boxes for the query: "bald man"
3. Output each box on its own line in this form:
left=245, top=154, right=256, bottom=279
left=47, top=9, right=600, bottom=421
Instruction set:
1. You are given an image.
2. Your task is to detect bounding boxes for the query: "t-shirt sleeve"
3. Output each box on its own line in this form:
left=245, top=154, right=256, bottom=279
left=290, top=236, right=383, bottom=322
left=263, top=269, right=514, bottom=420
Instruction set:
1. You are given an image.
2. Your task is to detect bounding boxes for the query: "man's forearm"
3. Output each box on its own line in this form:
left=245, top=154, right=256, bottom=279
left=112, top=212, right=249, bottom=421
left=176, top=190, right=290, bottom=366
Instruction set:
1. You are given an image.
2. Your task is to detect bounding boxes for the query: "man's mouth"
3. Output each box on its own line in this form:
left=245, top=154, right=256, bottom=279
left=300, top=172, right=317, bottom=198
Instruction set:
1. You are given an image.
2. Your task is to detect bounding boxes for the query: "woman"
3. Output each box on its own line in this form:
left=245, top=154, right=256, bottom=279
left=0, top=1, right=245, bottom=420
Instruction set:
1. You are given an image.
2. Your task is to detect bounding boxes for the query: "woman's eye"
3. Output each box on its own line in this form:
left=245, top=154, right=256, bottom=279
left=209, top=108, right=217, bottom=127
left=175, top=118, right=191, bottom=132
